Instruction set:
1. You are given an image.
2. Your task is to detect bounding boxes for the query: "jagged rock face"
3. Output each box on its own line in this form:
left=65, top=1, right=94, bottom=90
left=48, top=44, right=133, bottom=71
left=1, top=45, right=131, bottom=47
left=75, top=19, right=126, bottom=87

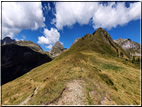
left=2, top=37, right=16, bottom=45
left=114, top=38, right=140, bottom=56
left=50, top=41, right=67, bottom=57
left=51, top=41, right=64, bottom=53
left=120, top=39, right=139, bottom=50
left=114, top=38, right=127, bottom=45
left=1, top=44, right=52, bottom=85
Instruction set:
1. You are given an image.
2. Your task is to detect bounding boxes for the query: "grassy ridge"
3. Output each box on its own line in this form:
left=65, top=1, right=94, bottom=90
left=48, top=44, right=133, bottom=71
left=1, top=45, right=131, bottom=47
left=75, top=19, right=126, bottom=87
left=2, top=48, right=140, bottom=105
left=2, top=29, right=140, bottom=105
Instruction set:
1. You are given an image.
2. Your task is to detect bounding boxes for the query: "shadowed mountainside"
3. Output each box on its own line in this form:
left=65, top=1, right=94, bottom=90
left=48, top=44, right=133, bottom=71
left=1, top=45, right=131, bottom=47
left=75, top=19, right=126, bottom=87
left=2, top=37, right=44, bottom=53
left=2, top=44, right=52, bottom=85
left=15, top=40, right=44, bottom=52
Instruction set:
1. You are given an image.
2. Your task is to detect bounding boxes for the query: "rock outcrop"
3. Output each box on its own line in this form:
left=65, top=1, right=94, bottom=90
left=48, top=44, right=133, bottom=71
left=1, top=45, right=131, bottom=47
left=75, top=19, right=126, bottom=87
left=114, top=38, right=141, bottom=56
left=49, top=41, right=67, bottom=58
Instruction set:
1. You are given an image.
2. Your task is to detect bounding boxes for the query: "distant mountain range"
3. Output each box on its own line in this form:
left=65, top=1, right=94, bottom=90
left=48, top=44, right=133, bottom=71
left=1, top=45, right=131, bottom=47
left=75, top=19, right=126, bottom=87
left=2, top=37, right=43, bottom=52
left=2, top=28, right=141, bottom=105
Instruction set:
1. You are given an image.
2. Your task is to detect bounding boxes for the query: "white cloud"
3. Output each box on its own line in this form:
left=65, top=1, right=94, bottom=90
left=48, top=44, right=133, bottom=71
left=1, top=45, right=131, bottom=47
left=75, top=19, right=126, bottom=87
left=2, top=2, right=45, bottom=39
left=45, top=45, right=53, bottom=49
left=60, top=42, right=63, bottom=45
left=53, top=2, right=141, bottom=30
left=37, top=28, right=60, bottom=45
left=22, top=35, right=26, bottom=40
left=54, top=2, right=97, bottom=30
left=92, top=2, right=141, bottom=29
left=15, top=38, right=24, bottom=41
left=6, top=32, right=15, bottom=39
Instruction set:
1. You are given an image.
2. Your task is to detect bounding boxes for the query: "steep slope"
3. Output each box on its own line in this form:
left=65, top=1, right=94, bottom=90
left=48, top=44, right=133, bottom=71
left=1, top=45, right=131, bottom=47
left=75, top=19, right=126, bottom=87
left=2, top=37, right=43, bottom=52
left=15, top=40, right=43, bottom=52
left=2, top=28, right=140, bottom=105
left=70, top=38, right=80, bottom=47
left=114, top=38, right=141, bottom=56
left=71, top=28, right=130, bottom=59
left=1, top=44, right=52, bottom=85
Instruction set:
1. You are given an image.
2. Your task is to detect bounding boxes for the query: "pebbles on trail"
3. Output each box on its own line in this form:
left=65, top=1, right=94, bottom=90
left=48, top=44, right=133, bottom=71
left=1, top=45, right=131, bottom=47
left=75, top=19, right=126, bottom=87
left=19, top=86, right=38, bottom=105
left=50, top=80, right=88, bottom=105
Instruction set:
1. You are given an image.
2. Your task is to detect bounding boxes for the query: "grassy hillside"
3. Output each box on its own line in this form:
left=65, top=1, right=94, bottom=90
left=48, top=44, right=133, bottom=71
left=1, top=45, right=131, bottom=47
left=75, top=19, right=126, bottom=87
left=2, top=28, right=140, bottom=105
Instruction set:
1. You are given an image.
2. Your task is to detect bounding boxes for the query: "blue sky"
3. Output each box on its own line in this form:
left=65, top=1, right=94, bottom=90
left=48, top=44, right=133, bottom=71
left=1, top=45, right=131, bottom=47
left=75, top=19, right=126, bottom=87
left=2, top=2, right=141, bottom=51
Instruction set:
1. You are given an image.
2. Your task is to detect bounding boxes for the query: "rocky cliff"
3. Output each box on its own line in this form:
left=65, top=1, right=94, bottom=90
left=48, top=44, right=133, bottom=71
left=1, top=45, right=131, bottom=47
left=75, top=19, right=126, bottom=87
left=114, top=38, right=140, bottom=56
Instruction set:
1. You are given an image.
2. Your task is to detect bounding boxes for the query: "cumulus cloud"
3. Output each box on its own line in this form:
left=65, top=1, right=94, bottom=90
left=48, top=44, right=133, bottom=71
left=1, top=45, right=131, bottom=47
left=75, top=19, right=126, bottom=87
left=45, top=45, right=53, bottom=49
left=2, top=2, right=45, bottom=39
left=37, top=28, right=60, bottom=45
left=15, top=38, right=24, bottom=41
left=54, top=2, right=97, bottom=29
left=92, top=2, right=141, bottom=29
left=6, top=32, right=15, bottom=39
left=53, top=2, right=141, bottom=30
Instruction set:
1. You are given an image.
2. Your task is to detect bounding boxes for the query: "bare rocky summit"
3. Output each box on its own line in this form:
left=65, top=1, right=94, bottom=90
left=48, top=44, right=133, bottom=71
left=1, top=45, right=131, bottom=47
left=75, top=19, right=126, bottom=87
left=49, top=41, right=67, bottom=58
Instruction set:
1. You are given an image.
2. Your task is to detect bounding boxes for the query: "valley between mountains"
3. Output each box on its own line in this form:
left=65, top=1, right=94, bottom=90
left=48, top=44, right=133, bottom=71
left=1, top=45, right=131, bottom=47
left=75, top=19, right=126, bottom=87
left=1, top=28, right=141, bottom=105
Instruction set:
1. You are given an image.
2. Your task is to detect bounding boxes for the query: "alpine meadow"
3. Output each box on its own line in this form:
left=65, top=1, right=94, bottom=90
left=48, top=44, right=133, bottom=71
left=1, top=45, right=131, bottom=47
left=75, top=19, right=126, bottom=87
left=1, top=1, right=141, bottom=106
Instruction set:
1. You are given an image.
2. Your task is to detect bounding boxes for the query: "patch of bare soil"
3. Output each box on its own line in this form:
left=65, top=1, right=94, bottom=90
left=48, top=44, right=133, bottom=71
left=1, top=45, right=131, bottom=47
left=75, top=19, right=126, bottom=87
left=49, top=80, right=88, bottom=105
left=100, top=96, right=116, bottom=105
left=19, top=86, right=38, bottom=105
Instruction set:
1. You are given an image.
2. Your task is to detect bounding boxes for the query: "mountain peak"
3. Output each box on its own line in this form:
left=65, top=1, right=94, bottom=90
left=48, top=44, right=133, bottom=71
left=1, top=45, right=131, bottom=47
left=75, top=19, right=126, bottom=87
left=54, top=41, right=63, bottom=48
left=93, top=27, right=114, bottom=44
left=97, top=27, right=104, bottom=30
left=52, top=41, right=64, bottom=50
left=3, top=36, right=11, bottom=40
left=2, top=37, right=15, bottom=45
left=96, top=27, right=106, bottom=32
left=50, top=41, right=67, bottom=57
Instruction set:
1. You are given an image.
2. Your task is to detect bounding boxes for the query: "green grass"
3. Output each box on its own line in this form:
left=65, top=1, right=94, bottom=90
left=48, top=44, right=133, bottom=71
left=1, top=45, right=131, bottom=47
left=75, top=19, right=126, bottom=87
left=102, top=64, right=123, bottom=71
left=2, top=30, right=140, bottom=105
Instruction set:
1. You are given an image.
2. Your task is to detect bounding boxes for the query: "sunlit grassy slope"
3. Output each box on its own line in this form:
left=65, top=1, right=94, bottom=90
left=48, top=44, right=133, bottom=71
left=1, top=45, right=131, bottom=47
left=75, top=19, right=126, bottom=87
left=2, top=28, right=140, bottom=105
